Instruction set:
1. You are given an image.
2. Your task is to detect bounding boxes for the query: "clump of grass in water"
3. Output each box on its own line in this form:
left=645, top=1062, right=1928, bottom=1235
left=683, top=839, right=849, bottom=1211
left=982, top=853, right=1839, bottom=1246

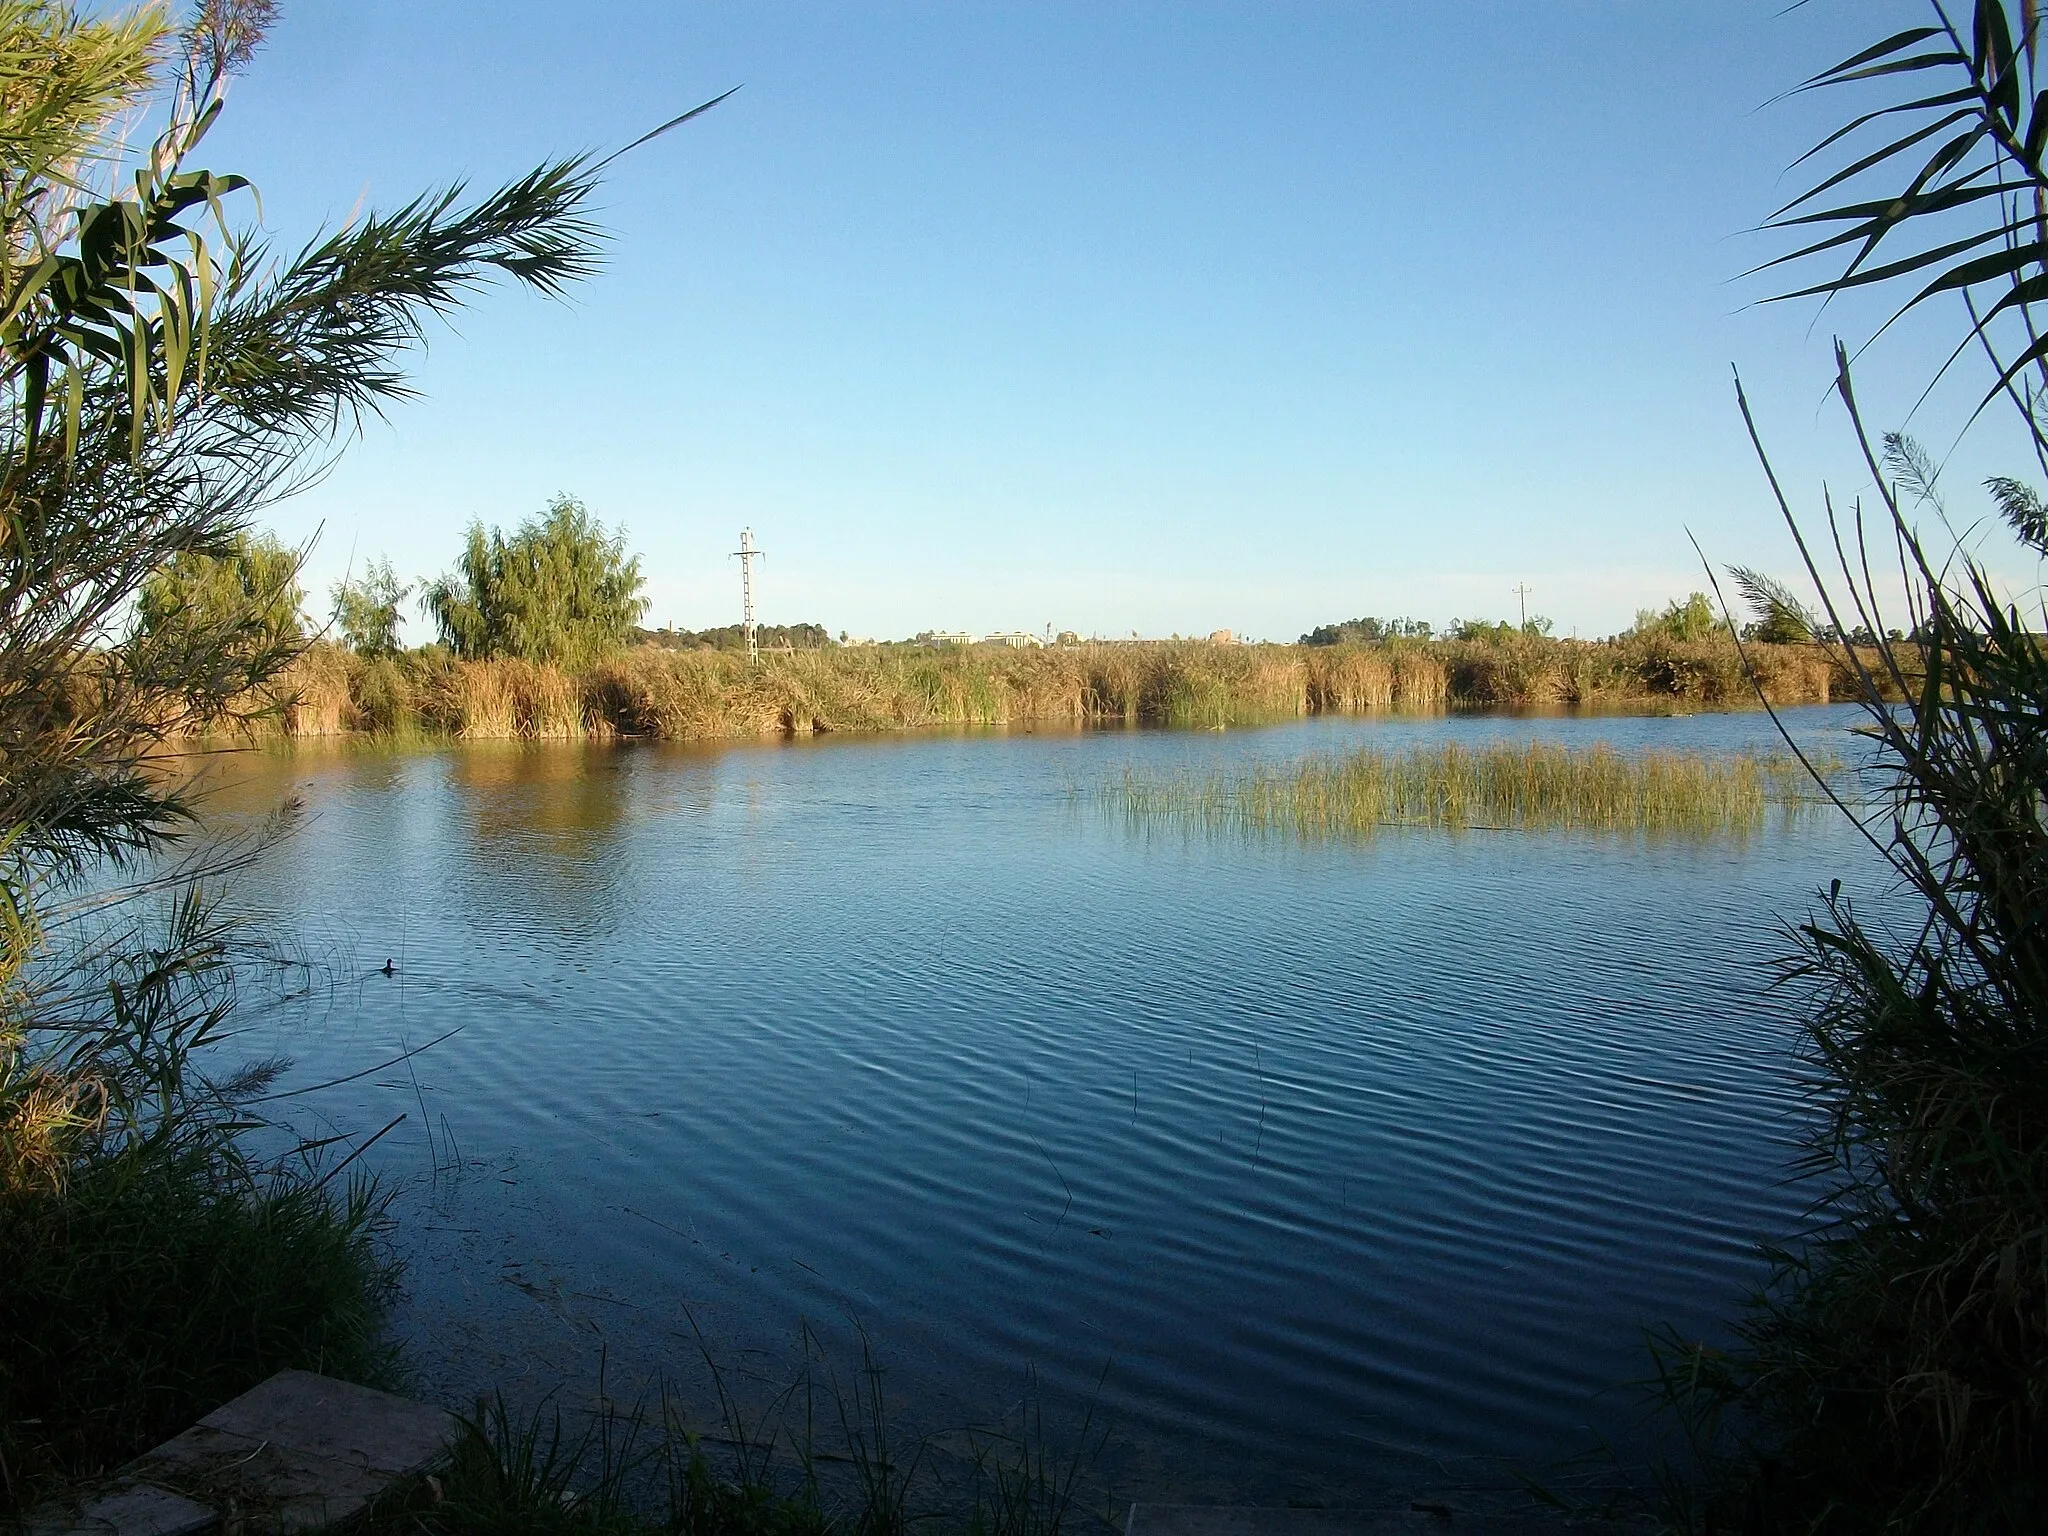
left=1106, top=740, right=1829, bottom=839
left=1, top=886, right=401, bottom=1510
left=378, top=1339, right=1111, bottom=1536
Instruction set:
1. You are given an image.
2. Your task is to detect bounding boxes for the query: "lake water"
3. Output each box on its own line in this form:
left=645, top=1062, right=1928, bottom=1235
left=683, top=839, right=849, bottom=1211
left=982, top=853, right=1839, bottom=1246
left=196, top=707, right=1881, bottom=1508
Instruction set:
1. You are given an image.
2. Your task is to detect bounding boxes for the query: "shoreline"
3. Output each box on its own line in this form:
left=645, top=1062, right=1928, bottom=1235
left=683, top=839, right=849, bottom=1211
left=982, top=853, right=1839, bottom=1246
left=241, top=635, right=1872, bottom=746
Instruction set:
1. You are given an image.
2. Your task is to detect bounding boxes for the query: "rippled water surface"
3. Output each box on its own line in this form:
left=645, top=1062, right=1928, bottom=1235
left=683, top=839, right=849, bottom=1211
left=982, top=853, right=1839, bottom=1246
left=202, top=708, right=1881, bottom=1504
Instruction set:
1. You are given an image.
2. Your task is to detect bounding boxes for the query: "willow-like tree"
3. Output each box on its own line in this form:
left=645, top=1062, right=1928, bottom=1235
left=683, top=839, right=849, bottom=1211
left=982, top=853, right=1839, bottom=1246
left=1628, top=592, right=1725, bottom=643
left=422, top=493, right=648, bottom=669
left=331, top=556, right=410, bottom=656
left=136, top=530, right=305, bottom=678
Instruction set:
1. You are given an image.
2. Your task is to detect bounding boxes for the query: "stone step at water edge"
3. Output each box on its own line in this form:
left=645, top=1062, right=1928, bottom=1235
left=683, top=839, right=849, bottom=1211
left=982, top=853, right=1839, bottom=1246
left=32, top=1370, right=457, bottom=1536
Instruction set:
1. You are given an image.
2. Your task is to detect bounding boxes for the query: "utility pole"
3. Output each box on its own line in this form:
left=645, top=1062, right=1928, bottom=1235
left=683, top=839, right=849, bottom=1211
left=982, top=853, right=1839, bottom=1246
left=1513, top=582, right=1532, bottom=629
left=732, top=528, right=763, bottom=665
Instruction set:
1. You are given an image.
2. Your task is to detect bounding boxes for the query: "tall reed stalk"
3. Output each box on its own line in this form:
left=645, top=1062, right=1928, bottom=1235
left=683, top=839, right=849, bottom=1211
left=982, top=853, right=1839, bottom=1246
left=1649, top=350, right=2048, bottom=1533
left=1637, top=5, right=2048, bottom=1525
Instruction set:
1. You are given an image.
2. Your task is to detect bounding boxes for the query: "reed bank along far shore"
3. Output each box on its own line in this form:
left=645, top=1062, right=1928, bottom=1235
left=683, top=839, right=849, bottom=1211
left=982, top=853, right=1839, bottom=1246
left=254, top=633, right=1875, bottom=743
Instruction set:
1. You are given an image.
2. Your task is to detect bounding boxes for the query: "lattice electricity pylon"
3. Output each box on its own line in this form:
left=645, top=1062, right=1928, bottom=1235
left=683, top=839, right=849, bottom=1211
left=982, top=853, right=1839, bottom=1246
left=731, top=528, right=764, bottom=664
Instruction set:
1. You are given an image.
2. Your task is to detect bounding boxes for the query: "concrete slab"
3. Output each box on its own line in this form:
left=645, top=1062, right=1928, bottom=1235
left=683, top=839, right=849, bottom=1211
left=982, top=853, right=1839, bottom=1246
left=30, top=1482, right=216, bottom=1536
left=125, top=1370, right=457, bottom=1532
left=190, top=1370, right=455, bottom=1479
left=35, top=1371, right=457, bottom=1536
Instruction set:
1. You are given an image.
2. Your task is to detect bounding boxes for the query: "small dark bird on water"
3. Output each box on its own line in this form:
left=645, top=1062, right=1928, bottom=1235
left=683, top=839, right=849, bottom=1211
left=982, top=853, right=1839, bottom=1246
left=379, top=958, right=396, bottom=977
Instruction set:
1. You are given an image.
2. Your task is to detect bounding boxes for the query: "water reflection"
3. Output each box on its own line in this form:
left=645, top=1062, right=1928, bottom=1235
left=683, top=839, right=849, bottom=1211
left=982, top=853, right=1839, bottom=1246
left=450, top=743, right=634, bottom=839
left=197, top=710, right=1879, bottom=1508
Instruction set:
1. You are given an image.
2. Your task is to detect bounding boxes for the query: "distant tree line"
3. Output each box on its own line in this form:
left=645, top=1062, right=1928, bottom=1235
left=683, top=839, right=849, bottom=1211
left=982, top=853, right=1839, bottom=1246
left=1298, top=591, right=1899, bottom=648
left=152, top=544, right=1910, bottom=673
left=1299, top=616, right=1436, bottom=645
left=1449, top=616, right=1553, bottom=640
left=1299, top=614, right=1559, bottom=643
left=637, top=622, right=832, bottom=652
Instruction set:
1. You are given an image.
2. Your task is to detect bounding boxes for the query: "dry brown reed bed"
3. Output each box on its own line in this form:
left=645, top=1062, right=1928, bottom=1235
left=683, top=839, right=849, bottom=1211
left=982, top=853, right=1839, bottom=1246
left=1107, top=740, right=1827, bottom=838
left=259, top=634, right=1867, bottom=744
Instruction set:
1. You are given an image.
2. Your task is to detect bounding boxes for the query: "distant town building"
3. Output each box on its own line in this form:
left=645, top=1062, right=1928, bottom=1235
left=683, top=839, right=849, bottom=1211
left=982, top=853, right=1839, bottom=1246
left=922, top=631, right=974, bottom=647
left=1209, top=629, right=1237, bottom=646
left=981, top=631, right=1044, bottom=648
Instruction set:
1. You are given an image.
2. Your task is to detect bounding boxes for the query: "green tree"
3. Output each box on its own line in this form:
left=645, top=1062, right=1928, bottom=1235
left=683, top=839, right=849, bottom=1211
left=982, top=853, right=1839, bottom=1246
left=1629, top=591, right=1723, bottom=643
left=330, top=557, right=410, bottom=656
left=1449, top=615, right=1550, bottom=640
left=423, top=493, right=648, bottom=668
left=136, top=530, right=304, bottom=675
left=1299, top=616, right=1437, bottom=646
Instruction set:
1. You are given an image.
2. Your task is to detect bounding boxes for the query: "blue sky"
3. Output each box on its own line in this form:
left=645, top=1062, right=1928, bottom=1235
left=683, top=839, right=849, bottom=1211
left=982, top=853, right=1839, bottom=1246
left=201, top=1, right=2040, bottom=642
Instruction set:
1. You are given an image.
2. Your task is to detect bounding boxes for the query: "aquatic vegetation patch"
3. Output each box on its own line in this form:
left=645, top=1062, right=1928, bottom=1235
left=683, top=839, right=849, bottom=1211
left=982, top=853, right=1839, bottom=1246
left=373, top=1337, right=1112, bottom=1536
left=1104, top=740, right=1829, bottom=838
